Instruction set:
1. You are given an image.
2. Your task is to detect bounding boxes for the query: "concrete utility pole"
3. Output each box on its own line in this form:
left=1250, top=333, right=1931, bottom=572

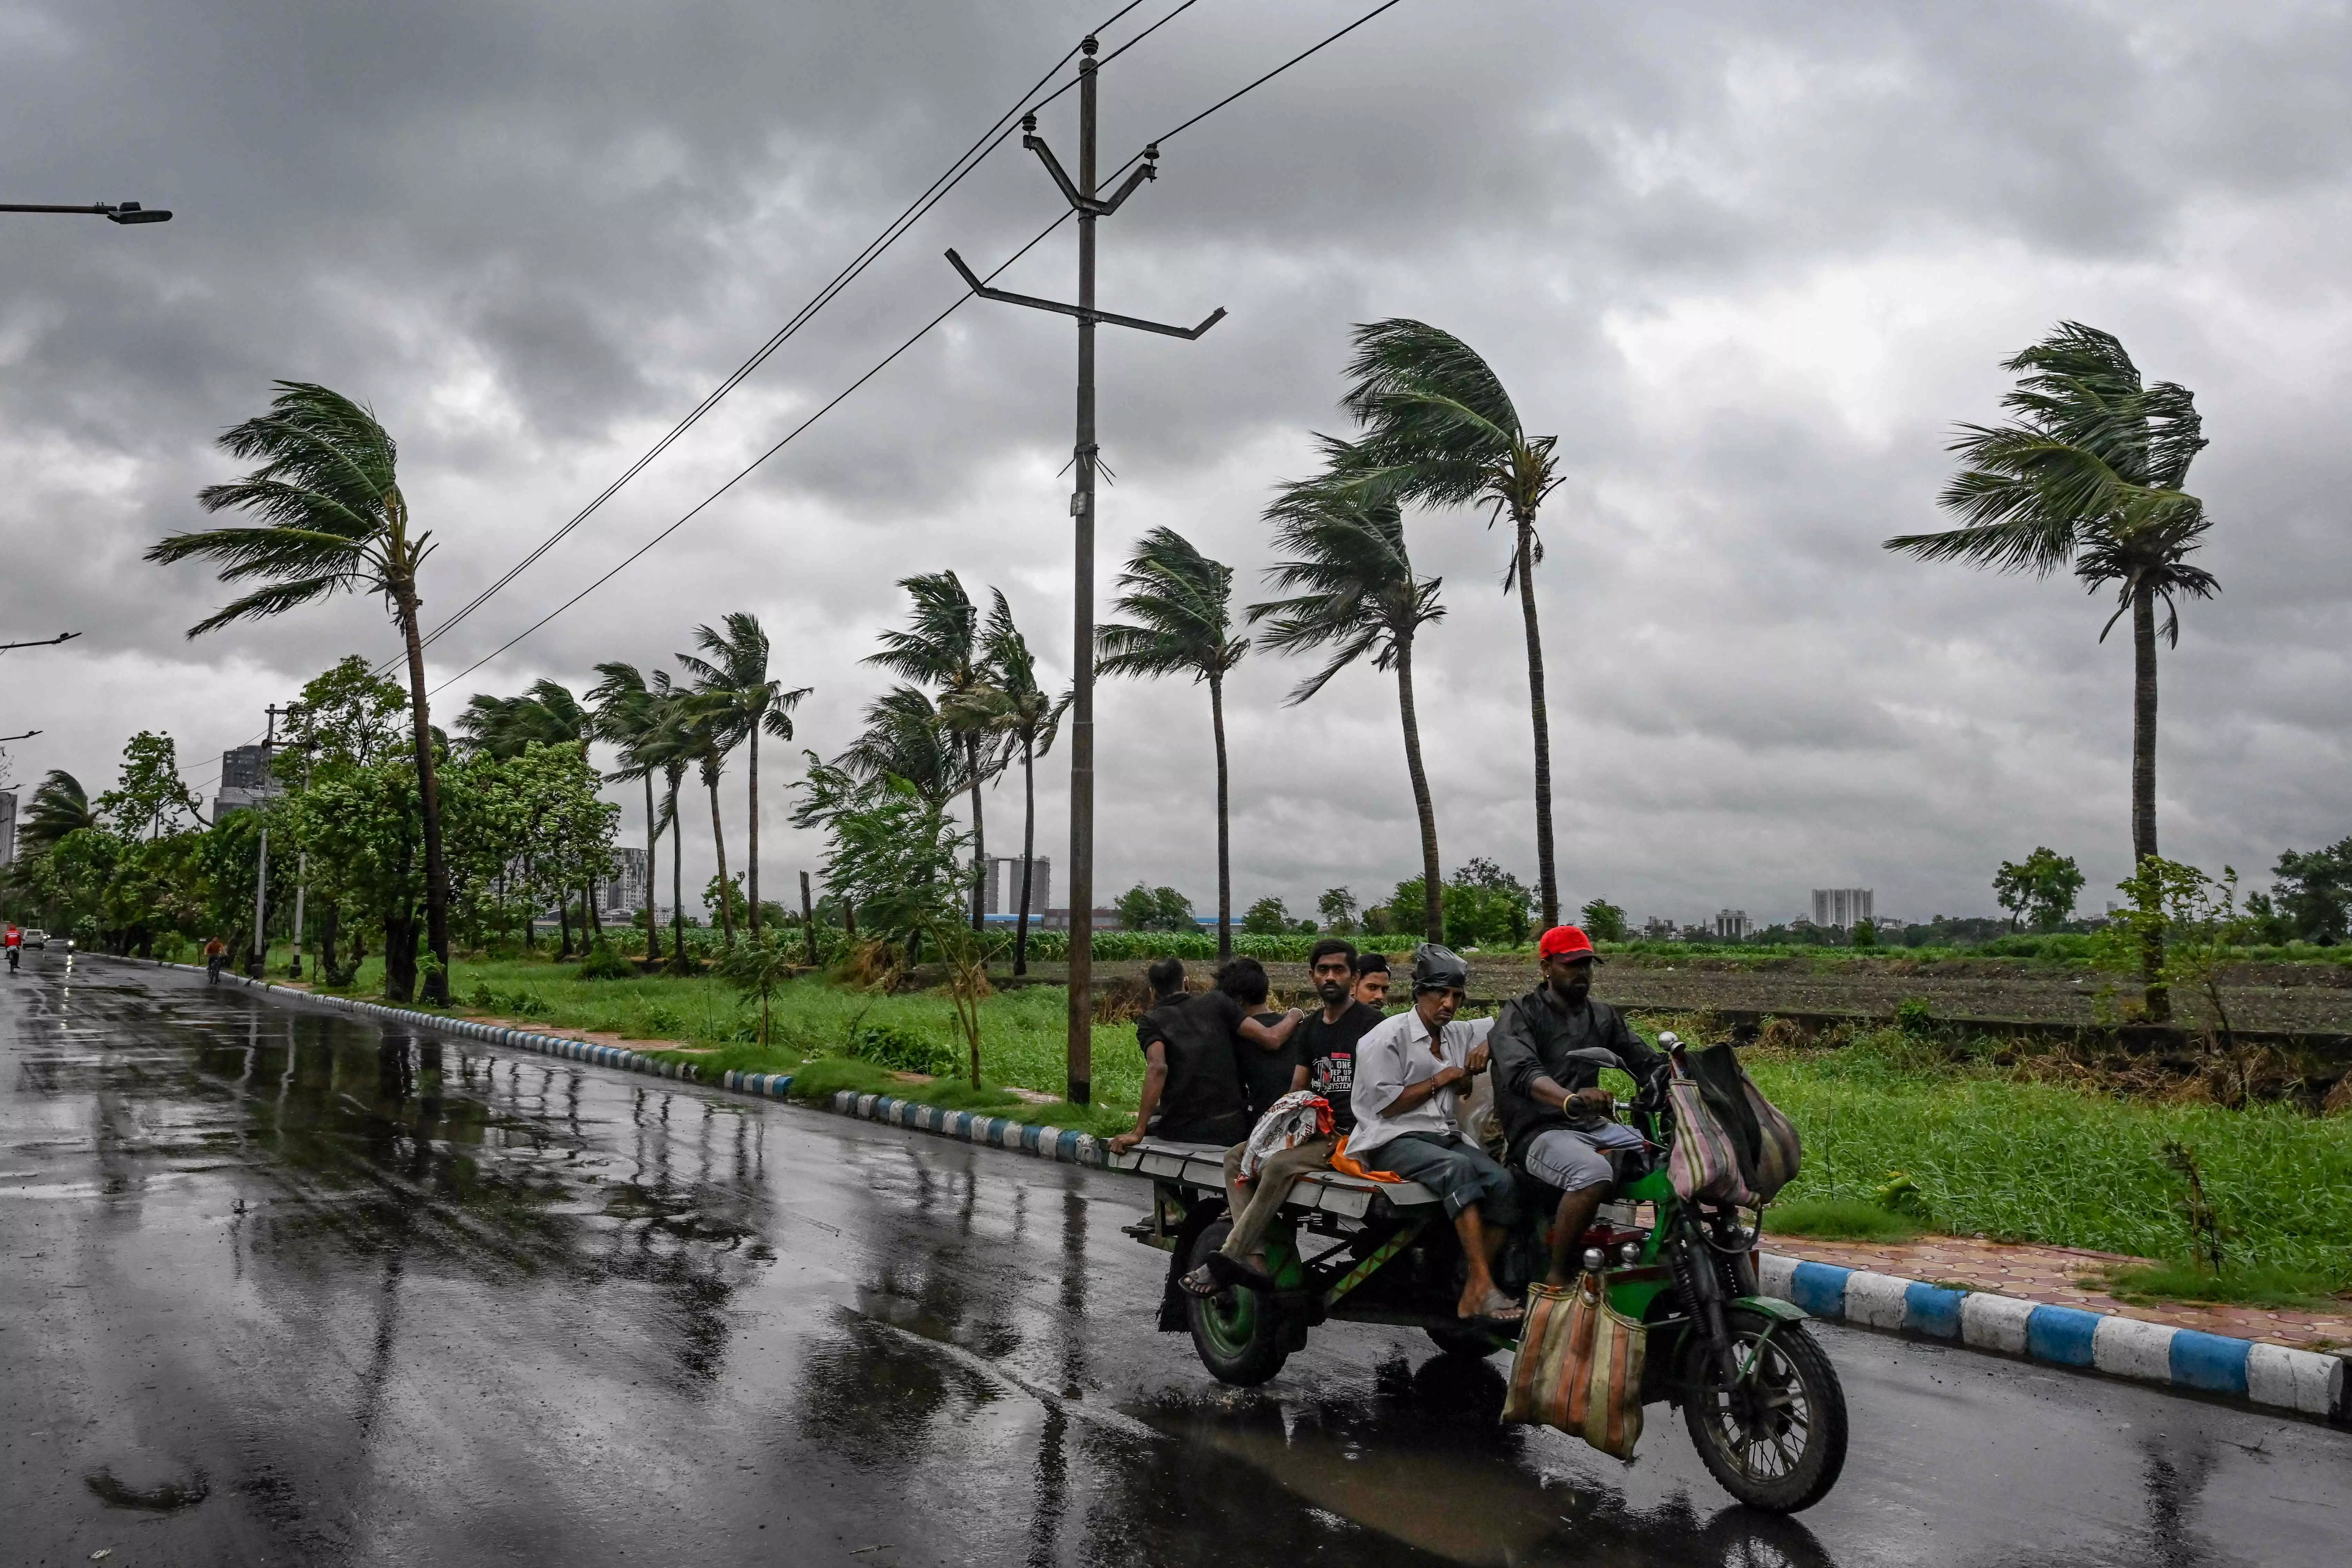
left=248, top=704, right=283, bottom=979
left=945, top=34, right=1223, bottom=1104
left=800, top=870, right=818, bottom=967
left=284, top=709, right=313, bottom=980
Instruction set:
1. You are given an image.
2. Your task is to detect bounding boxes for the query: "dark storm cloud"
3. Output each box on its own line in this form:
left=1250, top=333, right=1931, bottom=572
left=2, top=0, right=2346, bottom=920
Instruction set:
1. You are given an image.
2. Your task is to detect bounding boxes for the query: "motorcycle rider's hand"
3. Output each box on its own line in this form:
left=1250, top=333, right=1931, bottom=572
left=1571, top=1086, right=1613, bottom=1111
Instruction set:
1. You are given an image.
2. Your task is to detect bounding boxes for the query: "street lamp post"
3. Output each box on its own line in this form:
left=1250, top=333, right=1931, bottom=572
left=0, top=201, right=171, bottom=224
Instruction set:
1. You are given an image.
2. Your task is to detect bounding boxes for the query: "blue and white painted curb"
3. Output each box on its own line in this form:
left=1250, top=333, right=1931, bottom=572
left=1755, top=1253, right=2348, bottom=1425
left=132, top=956, right=2350, bottom=1426
left=132, top=958, right=1109, bottom=1172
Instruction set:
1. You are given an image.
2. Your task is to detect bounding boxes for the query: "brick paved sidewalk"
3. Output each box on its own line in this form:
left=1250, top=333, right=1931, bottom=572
left=1774, top=1232, right=2352, bottom=1353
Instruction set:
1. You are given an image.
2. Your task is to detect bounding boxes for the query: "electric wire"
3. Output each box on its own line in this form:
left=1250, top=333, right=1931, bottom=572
left=394, top=0, right=1155, bottom=667
left=417, top=0, right=1410, bottom=691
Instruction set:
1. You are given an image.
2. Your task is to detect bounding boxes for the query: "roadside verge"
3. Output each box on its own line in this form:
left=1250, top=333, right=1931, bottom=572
left=134, top=956, right=2349, bottom=1428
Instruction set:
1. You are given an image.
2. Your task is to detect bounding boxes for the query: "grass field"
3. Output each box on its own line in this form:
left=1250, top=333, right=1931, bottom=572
left=263, top=948, right=2352, bottom=1301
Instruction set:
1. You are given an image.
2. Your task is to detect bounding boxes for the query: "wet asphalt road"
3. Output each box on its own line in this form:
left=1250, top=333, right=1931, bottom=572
left=6, top=955, right=2349, bottom=1568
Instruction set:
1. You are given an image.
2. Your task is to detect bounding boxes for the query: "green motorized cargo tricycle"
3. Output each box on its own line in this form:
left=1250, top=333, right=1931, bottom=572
left=1107, top=1032, right=1849, bottom=1513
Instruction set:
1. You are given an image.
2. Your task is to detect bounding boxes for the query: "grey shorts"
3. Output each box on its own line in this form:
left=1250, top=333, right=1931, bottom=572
left=1522, top=1122, right=1647, bottom=1193
left=1374, top=1131, right=1520, bottom=1226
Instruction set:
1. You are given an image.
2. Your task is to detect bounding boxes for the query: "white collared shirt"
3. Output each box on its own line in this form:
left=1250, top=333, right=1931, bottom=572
left=1347, top=1009, right=1493, bottom=1159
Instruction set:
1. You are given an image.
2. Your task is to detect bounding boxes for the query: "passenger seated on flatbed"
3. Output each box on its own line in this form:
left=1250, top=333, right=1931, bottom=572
left=1108, top=957, right=1297, bottom=1155
left=1488, top=925, right=1663, bottom=1287
left=1181, top=939, right=1372, bottom=1297
left=1349, top=944, right=1524, bottom=1328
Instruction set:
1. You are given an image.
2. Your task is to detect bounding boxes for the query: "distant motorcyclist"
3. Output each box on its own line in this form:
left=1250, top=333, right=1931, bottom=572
left=203, top=935, right=229, bottom=984
left=1489, top=925, right=1664, bottom=1287
left=3, top=925, right=20, bottom=974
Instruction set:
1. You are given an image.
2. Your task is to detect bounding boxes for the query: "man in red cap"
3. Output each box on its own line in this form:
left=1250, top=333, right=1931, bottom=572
left=1488, top=925, right=1663, bottom=1287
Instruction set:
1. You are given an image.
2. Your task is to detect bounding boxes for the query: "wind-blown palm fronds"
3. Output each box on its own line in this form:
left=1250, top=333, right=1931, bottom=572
left=865, top=572, right=998, bottom=925
left=949, top=591, right=1068, bottom=973
left=1250, top=466, right=1448, bottom=939
left=1098, top=528, right=1248, bottom=955
left=677, top=612, right=809, bottom=941
left=20, top=770, right=97, bottom=852
left=589, top=662, right=664, bottom=961
left=146, top=382, right=454, bottom=1002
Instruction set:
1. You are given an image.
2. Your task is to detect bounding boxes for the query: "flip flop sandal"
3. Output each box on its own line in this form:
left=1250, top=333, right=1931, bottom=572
left=1205, top=1253, right=1275, bottom=1292
left=1179, top=1265, right=1222, bottom=1298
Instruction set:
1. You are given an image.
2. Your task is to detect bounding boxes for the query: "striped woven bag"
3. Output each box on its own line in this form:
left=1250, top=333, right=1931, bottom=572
left=1666, top=1076, right=1758, bottom=1207
left=1501, top=1276, right=1647, bottom=1458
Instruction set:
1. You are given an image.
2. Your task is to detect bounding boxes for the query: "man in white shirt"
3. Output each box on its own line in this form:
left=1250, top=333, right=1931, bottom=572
left=1348, top=944, right=1522, bottom=1327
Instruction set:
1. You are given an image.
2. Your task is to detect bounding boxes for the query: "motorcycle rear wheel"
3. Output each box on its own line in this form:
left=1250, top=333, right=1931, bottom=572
left=1683, top=1307, right=1848, bottom=1513
left=1184, top=1218, right=1290, bottom=1386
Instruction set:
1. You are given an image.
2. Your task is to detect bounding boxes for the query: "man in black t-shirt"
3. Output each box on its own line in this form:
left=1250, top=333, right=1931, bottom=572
left=1183, top=939, right=1376, bottom=1296
left=1110, top=957, right=1270, bottom=1153
left=1217, top=956, right=1306, bottom=1118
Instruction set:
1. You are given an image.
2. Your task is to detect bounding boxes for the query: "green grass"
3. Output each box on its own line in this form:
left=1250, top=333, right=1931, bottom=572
left=1763, top=1197, right=1925, bottom=1243
left=1749, top=1029, right=2352, bottom=1293
left=2091, top=1259, right=2345, bottom=1312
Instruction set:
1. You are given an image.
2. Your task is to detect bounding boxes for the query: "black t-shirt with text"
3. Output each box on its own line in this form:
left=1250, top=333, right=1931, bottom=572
left=1135, top=990, right=1251, bottom=1144
left=1234, top=1009, right=1302, bottom=1120
left=1298, top=1001, right=1386, bottom=1137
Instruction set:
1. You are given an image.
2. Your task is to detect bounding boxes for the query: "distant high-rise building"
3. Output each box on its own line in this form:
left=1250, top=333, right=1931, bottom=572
left=1641, top=915, right=1679, bottom=940
left=984, top=856, right=1050, bottom=917
left=214, top=744, right=282, bottom=821
left=1811, top=887, right=1873, bottom=929
left=1713, top=909, right=1751, bottom=940
left=596, top=847, right=651, bottom=915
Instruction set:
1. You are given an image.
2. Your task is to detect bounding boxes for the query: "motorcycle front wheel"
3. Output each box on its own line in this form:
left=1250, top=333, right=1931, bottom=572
left=1683, top=1307, right=1848, bottom=1513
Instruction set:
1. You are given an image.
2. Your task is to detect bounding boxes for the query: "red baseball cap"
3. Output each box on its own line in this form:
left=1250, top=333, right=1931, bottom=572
left=1538, top=925, right=1602, bottom=962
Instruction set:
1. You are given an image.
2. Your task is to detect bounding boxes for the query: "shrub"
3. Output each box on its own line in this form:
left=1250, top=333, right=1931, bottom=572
left=573, top=941, right=636, bottom=981
left=844, top=1021, right=957, bottom=1077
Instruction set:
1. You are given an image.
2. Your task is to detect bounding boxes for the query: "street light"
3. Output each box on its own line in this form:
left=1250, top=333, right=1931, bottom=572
left=0, top=201, right=172, bottom=224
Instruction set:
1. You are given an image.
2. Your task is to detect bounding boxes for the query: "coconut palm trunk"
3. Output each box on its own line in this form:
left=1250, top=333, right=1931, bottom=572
left=391, top=580, right=452, bottom=1002
left=706, top=769, right=735, bottom=946
left=1015, top=733, right=1038, bottom=975
left=669, top=782, right=687, bottom=968
left=1513, top=512, right=1559, bottom=928
left=1210, top=672, right=1234, bottom=958
left=966, top=737, right=987, bottom=932
left=746, top=728, right=761, bottom=940
left=2132, top=583, right=2169, bottom=1020
left=1393, top=636, right=1443, bottom=941
left=642, top=776, right=658, bottom=960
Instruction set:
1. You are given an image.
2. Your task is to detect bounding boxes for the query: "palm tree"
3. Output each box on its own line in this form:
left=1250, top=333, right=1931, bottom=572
left=682, top=703, right=738, bottom=948
left=1098, top=529, right=1248, bottom=956
left=842, top=686, right=969, bottom=812
left=1331, top=320, right=1566, bottom=926
left=1249, top=469, right=1448, bottom=942
left=20, top=771, right=97, bottom=852
left=642, top=675, right=696, bottom=971
left=678, top=613, right=809, bottom=942
left=146, top=382, right=454, bottom=1002
left=589, top=663, right=664, bottom=963
left=866, top=572, right=998, bottom=929
left=1886, top=321, right=2214, bottom=1020
left=948, top=592, right=1068, bottom=974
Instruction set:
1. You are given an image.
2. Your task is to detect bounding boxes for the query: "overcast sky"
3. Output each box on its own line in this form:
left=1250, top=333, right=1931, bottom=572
left=2, top=0, right=2346, bottom=928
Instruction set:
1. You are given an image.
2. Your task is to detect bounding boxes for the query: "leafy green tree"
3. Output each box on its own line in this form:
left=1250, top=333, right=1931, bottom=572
left=289, top=656, right=409, bottom=767
left=1117, top=883, right=1195, bottom=933
left=789, top=754, right=970, bottom=947
left=717, top=936, right=799, bottom=1048
left=97, top=732, right=202, bottom=840
left=1579, top=897, right=1627, bottom=943
left=1098, top=528, right=1250, bottom=956
left=2094, top=858, right=2258, bottom=1094
left=149, top=382, right=457, bottom=1002
left=678, top=612, right=809, bottom=943
left=1317, top=886, right=1359, bottom=933
left=20, top=771, right=97, bottom=851
left=865, top=572, right=1000, bottom=929
left=283, top=748, right=426, bottom=996
left=1251, top=464, right=1448, bottom=941
left=1886, top=324, right=2215, bottom=1019
left=1994, top=847, right=2088, bottom=932
left=1240, top=896, right=1292, bottom=936
left=1387, top=860, right=1533, bottom=947
left=2259, top=838, right=2352, bottom=945
left=703, top=872, right=749, bottom=932
left=1331, top=319, right=1566, bottom=928
left=456, top=682, right=605, bottom=951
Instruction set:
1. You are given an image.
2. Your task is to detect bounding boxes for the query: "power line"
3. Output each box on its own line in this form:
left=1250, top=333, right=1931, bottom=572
left=424, top=213, right=1075, bottom=699
left=398, top=2, right=1160, bottom=668
left=425, top=0, right=1413, bottom=694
